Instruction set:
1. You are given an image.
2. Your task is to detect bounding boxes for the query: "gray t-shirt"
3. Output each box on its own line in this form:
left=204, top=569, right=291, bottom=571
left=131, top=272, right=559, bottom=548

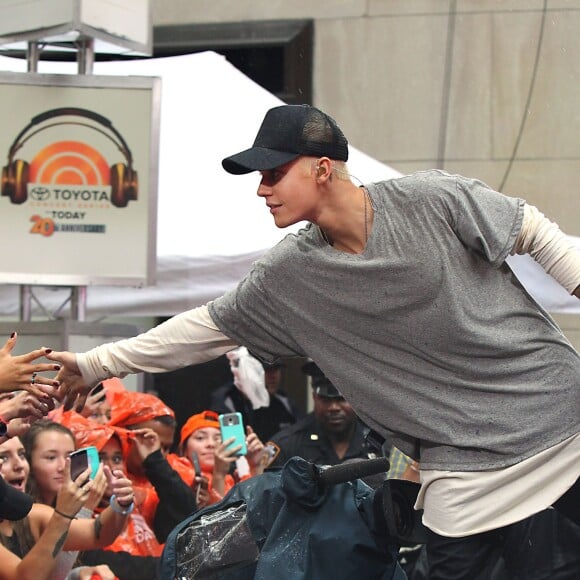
left=209, top=170, right=580, bottom=470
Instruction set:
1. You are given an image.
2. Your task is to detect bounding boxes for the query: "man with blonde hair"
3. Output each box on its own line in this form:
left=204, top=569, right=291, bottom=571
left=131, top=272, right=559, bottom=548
left=48, top=104, right=578, bottom=578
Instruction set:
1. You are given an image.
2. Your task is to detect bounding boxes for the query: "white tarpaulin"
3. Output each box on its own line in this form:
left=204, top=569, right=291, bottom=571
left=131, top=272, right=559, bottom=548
left=0, top=51, right=578, bottom=318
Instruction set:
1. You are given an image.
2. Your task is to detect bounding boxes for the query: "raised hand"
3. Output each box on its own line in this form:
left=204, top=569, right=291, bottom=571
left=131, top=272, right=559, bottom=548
left=0, top=333, right=61, bottom=398
left=84, top=464, right=108, bottom=511
left=244, top=425, right=266, bottom=474
left=213, top=436, right=240, bottom=478
left=193, top=475, right=210, bottom=509
left=0, top=384, right=56, bottom=439
left=104, top=464, right=135, bottom=509
left=128, top=427, right=161, bottom=461
left=78, top=385, right=107, bottom=420
left=54, top=458, right=93, bottom=519
left=44, top=350, right=94, bottom=412
left=0, top=390, right=54, bottom=423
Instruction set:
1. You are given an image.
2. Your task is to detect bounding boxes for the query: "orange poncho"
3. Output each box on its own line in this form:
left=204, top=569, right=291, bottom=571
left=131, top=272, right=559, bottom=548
left=104, top=390, right=182, bottom=531
left=57, top=410, right=163, bottom=557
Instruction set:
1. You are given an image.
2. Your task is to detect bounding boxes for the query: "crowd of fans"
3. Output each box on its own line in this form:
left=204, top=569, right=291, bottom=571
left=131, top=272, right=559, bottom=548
left=2, top=335, right=576, bottom=579
left=1, top=335, right=409, bottom=580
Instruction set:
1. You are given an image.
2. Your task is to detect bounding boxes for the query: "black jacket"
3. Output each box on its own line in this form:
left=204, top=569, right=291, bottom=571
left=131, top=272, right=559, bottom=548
left=267, top=412, right=381, bottom=468
left=142, top=449, right=198, bottom=543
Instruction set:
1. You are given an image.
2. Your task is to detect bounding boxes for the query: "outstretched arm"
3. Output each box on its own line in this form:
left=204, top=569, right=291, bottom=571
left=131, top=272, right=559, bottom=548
left=512, top=203, right=580, bottom=298
left=47, top=305, right=237, bottom=411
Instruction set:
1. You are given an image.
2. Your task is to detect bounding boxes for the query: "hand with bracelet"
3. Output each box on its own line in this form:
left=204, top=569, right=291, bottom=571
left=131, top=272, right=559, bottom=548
left=104, top=465, right=135, bottom=515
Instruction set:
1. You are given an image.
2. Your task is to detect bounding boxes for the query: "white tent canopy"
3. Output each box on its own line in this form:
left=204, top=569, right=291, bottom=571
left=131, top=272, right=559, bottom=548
left=0, top=51, right=578, bottom=318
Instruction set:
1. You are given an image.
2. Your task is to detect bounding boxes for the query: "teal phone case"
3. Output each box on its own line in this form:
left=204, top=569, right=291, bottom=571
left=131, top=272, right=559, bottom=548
left=219, top=412, right=247, bottom=456
left=86, top=446, right=100, bottom=479
left=70, top=445, right=100, bottom=480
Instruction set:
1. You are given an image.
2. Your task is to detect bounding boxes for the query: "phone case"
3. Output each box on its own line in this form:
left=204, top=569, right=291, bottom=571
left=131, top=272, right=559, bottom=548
left=219, top=413, right=247, bottom=456
left=191, top=451, right=202, bottom=475
left=86, top=446, right=100, bottom=478
left=70, top=446, right=100, bottom=480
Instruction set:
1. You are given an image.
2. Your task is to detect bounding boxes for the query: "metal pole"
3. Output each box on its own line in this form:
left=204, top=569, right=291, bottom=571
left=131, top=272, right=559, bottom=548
left=70, top=36, right=95, bottom=319
left=18, top=42, right=41, bottom=322
left=71, top=287, right=87, bottom=322
left=27, top=41, right=40, bottom=72
left=19, top=286, right=32, bottom=322
left=77, top=36, right=94, bottom=75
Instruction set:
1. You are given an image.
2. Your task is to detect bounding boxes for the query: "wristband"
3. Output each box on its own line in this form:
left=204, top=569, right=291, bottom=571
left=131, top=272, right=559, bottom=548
left=54, top=508, right=77, bottom=520
left=109, top=494, right=134, bottom=515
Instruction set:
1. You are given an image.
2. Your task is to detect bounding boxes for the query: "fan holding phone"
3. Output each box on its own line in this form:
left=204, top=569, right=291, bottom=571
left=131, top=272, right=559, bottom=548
left=69, top=445, right=101, bottom=481
left=179, top=410, right=267, bottom=504
left=218, top=412, right=248, bottom=456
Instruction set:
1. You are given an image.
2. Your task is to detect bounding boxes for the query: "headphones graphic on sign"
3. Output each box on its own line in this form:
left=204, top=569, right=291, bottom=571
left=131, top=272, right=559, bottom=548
left=1, top=107, right=138, bottom=207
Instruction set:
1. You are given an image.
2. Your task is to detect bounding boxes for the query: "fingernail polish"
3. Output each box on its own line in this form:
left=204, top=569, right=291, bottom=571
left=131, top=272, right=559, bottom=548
left=44, top=348, right=52, bottom=354
left=10, top=332, right=15, bottom=338
left=53, top=365, right=61, bottom=371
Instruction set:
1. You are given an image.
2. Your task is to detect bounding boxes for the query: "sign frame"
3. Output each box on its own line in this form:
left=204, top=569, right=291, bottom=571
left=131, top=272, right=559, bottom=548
left=0, top=70, right=160, bottom=287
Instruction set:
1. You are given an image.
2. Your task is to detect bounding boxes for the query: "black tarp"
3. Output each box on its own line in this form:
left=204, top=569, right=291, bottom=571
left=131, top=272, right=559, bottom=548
left=160, top=457, right=406, bottom=579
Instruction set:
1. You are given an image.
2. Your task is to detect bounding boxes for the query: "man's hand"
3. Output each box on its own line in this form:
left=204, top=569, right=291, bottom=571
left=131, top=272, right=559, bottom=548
left=0, top=333, right=61, bottom=398
left=44, top=350, right=93, bottom=412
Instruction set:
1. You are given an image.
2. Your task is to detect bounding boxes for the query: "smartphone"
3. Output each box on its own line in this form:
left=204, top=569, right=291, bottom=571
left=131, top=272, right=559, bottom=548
left=69, top=446, right=100, bottom=481
left=191, top=451, right=202, bottom=475
left=218, top=412, right=247, bottom=456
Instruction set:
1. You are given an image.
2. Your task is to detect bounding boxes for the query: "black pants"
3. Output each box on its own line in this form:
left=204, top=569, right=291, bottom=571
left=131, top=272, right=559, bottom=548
left=426, top=478, right=580, bottom=580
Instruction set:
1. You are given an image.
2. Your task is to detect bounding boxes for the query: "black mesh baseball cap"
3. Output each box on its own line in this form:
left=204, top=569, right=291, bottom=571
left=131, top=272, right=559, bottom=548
left=222, top=104, right=349, bottom=175
left=0, top=474, right=33, bottom=521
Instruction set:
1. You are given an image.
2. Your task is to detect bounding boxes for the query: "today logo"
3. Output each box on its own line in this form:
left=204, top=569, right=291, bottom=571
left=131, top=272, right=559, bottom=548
left=1, top=107, right=138, bottom=208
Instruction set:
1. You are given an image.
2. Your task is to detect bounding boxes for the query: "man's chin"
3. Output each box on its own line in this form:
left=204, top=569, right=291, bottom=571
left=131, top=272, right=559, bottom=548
left=325, top=422, right=349, bottom=434
left=273, top=214, right=302, bottom=229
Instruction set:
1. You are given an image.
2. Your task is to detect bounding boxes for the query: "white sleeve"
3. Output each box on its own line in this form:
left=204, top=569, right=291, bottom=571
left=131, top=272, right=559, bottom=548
left=77, top=304, right=239, bottom=385
left=511, top=203, right=580, bottom=294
